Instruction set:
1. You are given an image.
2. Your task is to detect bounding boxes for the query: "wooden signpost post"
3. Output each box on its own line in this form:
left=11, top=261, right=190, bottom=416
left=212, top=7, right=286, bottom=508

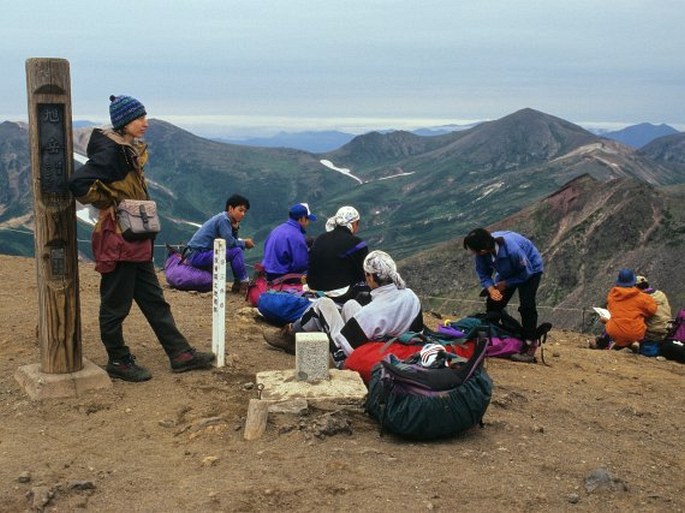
left=15, top=58, right=110, bottom=398
left=25, top=57, right=81, bottom=373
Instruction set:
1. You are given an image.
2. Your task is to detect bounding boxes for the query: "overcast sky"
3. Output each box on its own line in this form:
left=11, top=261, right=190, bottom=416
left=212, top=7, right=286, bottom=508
left=3, top=0, right=684, bottom=136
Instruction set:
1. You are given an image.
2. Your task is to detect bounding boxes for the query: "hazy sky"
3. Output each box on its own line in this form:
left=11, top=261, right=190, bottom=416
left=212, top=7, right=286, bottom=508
left=3, top=0, right=684, bottom=136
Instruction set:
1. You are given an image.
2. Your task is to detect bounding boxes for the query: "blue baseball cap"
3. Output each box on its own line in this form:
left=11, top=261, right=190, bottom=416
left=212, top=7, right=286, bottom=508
left=616, top=268, right=636, bottom=287
left=289, top=203, right=317, bottom=221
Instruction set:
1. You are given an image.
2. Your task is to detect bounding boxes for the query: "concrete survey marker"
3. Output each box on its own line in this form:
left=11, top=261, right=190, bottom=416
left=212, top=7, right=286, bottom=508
left=295, top=332, right=330, bottom=382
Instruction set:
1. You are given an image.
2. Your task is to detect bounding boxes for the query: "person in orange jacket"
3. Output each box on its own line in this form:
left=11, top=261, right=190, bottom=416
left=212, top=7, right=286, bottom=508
left=601, top=268, right=657, bottom=349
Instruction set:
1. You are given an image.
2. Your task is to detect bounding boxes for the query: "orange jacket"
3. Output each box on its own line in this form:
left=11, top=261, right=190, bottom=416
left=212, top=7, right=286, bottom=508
left=605, top=286, right=657, bottom=347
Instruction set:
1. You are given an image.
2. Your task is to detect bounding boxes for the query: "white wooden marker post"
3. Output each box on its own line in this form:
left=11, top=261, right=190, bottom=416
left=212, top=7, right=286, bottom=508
left=212, top=238, right=226, bottom=367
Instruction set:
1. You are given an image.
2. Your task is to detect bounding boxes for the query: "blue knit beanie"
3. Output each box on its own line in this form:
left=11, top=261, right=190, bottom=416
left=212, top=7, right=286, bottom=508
left=109, top=95, right=146, bottom=130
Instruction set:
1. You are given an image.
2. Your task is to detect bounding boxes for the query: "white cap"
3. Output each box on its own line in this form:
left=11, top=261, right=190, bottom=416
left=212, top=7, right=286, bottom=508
left=363, top=250, right=406, bottom=289
left=325, top=206, right=360, bottom=232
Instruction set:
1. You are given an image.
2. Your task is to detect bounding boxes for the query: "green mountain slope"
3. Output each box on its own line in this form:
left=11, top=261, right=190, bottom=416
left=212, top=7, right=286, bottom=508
left=399, top=175, right=685, bottom=331
left=4, top=107, right=683, bottom=288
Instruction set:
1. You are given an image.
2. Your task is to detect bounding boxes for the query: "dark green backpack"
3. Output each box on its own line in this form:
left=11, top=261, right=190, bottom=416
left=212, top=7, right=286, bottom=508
left=365, top=336, right=492, bottom=440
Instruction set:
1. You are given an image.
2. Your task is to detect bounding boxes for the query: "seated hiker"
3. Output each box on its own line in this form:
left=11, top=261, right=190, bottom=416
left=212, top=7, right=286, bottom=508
left=262, top=203, right=316, bottom=281
left=635, top=275, right=672, bottom=342
left=184, top=194, right=255, bottom=294
left=305, top=206, right=370, bottom=304
left=263, top=250, right=423, bottom=368
left=591, top=268, right=657, bottom=351
left=463, top=227, right=545, bottom=363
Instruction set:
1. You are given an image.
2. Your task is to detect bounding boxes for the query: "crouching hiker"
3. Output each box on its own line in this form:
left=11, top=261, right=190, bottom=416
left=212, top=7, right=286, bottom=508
left=263, top=250, right=423, bottom=368
left=591, top=268, right=657, bottom=351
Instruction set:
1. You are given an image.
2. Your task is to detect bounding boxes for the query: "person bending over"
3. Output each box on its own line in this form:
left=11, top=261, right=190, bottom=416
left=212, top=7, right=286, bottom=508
left=463, top=227, right=544, bottom=363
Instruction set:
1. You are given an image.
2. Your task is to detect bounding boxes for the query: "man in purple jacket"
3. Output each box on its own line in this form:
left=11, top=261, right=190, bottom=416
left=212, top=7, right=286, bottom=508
left=262, top=203, right=317, bottom=281
left=463, top=228, right=545, bottom=363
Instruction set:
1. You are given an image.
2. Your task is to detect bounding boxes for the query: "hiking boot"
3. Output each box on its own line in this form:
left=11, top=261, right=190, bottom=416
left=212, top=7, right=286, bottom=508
left=231, top=281, right=249, bottom=295
left=263, top=325, right=296, bottom=354
left=510, top=341, right=538, bottom=363
left=170, top=347, right=216, bottom=373
left=106, top=354, right=152, bottom=382
left=590, top=334, right=611, bottom=350
left=331, top=348, right=347, bottom=369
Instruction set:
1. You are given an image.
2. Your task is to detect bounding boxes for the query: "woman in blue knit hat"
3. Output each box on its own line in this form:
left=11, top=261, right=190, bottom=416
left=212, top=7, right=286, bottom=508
left=68, top=95, right=215, bottom=382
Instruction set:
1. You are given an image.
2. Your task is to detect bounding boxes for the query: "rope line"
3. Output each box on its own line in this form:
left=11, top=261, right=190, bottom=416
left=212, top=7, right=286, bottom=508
left=0, top=227, right=598, bottom=329
left=418, top=294, right=589, bottom=313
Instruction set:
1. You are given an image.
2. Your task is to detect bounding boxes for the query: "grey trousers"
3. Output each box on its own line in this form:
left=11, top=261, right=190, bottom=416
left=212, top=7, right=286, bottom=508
left=293, top=297, right=362, bottom=355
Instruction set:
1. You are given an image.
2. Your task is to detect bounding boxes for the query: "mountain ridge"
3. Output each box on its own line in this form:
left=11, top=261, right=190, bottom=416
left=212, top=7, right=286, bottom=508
left=400, top=174, right=685, bottom=331
left=2, top=108, right=684, bottom=331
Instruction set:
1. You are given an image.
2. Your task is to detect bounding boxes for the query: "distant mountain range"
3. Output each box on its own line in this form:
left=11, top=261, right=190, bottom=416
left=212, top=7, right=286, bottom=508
left=594, top=122, right=680, bottom=149
left=213, top=121, right=679, bottom=153
left=66, top=118, right=683, bottom=153
left=1, top=108, right=684, bottom=330
left=214, top=131, right=356, bottom=153
left=214, top=123, right=481, bottom=153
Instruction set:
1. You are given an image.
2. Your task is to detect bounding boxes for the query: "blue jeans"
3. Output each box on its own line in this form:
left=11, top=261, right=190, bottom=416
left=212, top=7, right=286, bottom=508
left=187, top=246, right=248, bottom=282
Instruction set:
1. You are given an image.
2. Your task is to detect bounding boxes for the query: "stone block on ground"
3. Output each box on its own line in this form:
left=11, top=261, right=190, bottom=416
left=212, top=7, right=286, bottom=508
left=295, top=332, right=330, bottom=382
left=15, top=359, right=112, bottom=400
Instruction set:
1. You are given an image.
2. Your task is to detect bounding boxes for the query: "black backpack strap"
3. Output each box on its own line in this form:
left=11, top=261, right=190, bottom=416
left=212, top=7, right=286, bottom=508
left=535, top=322, right=553, bottom=366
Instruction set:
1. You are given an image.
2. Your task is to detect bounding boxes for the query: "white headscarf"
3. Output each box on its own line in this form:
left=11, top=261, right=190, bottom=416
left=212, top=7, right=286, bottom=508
left=363, top=250, right=406, bottom=289
left=325, top=206, right=360, bottom=232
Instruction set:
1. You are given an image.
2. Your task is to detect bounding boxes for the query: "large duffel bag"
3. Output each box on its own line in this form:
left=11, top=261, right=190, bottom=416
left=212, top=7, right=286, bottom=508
left=660, top=339, right=685, bottom=363
left=365, top=336, right=492, bottom=440
left=345, top=340, right=474, bottom=385
left=257, top=291, right=313, bottom=326
left=164, top=248, right=212, bottom=292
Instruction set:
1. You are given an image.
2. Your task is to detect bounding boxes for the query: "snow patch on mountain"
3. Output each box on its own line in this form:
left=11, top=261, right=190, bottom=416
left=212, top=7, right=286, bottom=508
left=319, top=159, right=363, bottom=184
left=377, top=170, right=415, bottom=181
left=475, top=182, right=504, bottom=201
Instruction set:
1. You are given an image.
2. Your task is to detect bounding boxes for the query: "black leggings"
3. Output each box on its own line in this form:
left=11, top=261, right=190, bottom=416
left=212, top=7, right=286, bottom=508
left=486, top=273, right=542, bottom=341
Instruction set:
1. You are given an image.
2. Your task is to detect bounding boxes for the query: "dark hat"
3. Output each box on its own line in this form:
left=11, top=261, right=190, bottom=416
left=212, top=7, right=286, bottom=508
left=635, top=275, right=651, bottom=290
left=616, top=268, right=637, bottom=287
left=109, top=95, right=146, bottom=130
left=289, top=203, right=317, bottom=221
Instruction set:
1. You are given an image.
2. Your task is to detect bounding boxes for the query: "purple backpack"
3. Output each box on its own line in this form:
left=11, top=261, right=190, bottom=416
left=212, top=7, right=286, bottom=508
left=163, top=249, right=212, bottom=292
left=668, top=308, right=685, bottom=341
left=486, top=337, right=525, bottom=358
left=661, top=308, right=685, bottom=363
left=436, top=324, right=523, bottom=358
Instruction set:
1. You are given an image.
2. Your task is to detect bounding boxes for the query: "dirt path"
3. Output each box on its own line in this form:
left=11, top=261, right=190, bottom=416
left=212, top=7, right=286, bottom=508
left=0, top=255, right=682, bottom=512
